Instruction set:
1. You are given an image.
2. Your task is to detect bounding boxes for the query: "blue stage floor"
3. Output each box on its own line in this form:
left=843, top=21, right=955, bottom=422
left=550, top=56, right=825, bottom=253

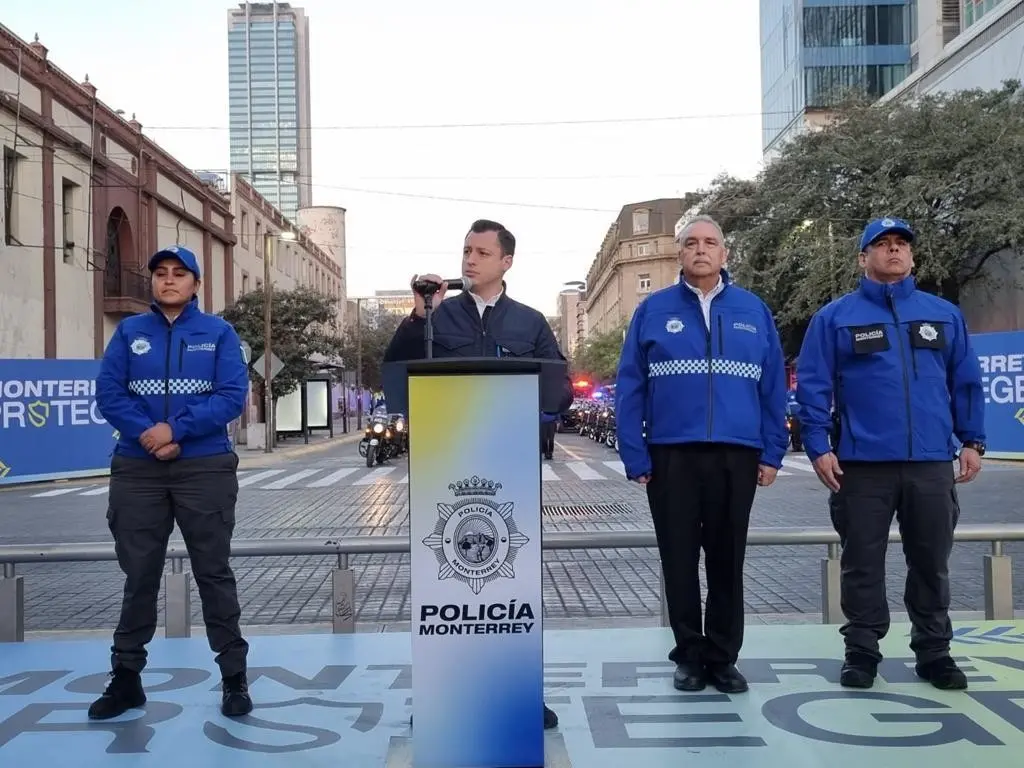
left=1, top=621, right=1023, bottom=767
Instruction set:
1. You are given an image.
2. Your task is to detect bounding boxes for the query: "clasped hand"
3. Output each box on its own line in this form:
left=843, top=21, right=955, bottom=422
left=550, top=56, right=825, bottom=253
left=140, top=423, right=180, bottom=461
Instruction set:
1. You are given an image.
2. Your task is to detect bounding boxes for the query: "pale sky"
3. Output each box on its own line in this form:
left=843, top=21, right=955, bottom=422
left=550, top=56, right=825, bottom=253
left=5, top=0, right=765, bottom=316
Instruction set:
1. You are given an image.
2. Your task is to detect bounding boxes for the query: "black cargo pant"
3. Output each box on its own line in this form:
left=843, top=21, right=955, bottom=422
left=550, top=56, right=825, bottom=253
left=829, top=461, right=959, bottom=665
left=646, top=443, right=760, bottom=666
left=106, top=452, right=248, bottom=677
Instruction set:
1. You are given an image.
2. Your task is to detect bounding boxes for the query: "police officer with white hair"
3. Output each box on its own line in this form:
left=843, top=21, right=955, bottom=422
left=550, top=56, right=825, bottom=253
left=616, top=214, right=789, bottom=694
left=796, top=216, right=986, bottom=691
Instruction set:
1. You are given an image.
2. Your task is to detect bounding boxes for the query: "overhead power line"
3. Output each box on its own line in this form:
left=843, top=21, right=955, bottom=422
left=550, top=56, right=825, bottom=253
left=42, top=110, right=781, bottom=133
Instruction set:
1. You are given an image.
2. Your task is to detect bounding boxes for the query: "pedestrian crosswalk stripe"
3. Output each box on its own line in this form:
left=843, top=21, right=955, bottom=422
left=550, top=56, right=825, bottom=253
left=567, top=461, right=604, bottom=480
left=353, top=467, right=396, bottom=485
left=21, top=457, right=819, bottom=499
left=30, top=487, right=83, bottom=497
left=259, top=468, right=321, bottom=490
left=603, top=461, right=626, bottom=476
left=306, top=467, right=358, bottom=487
left=784, top=457, right=816, bottom=473
left=238, top=469, right=287, bottom=487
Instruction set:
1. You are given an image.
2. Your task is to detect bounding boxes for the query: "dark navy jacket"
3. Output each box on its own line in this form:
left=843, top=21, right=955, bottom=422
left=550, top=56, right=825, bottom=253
left=796, top=275, right=985, bottom=463
left=96, top=299, right=249, bottom=460
left=615, top=270, right=789, bottom=479
left=383, top=287, right=573, bottom=412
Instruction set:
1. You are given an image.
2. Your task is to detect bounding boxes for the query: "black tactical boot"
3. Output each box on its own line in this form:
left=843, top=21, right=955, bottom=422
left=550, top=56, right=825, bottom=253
left=840, top=653, right=878, bottom=688
left=221, top=671, right=254, bottom=716
left=87, top=667, right=146, bottom=720
left=916, top=656, right=968, bottom=690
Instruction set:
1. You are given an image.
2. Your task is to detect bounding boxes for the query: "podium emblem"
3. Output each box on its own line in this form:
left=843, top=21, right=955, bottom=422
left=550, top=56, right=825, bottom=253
left=422, top=475, right=530, bottom=594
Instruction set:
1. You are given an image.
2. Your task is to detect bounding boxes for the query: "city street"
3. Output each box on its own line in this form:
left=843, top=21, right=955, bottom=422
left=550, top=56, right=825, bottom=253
left=2, top=433, right=1023, bottom=633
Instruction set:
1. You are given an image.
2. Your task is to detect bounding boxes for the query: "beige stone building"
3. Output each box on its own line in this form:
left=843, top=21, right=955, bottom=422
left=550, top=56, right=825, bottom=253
left=583, top=198, right=686, bottom=336
left=0, top=28, right=236, bottom=359
left=554, top=288, right=584, bottom=359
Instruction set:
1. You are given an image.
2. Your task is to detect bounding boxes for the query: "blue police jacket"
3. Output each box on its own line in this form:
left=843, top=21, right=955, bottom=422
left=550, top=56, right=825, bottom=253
left=795, top=275, right=985, bottom=463
left=383, top=286, right=574, bottom=413
left=96, top=299, right=249, bottom=460
left=615, top=270, right=789, bottom=479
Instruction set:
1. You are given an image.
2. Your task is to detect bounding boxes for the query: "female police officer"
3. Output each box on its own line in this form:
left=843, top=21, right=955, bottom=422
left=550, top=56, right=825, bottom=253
left=89, top=246, right=252, bottom=720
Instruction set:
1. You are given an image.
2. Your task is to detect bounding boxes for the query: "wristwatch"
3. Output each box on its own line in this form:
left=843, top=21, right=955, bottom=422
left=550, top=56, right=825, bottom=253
left=961, top=441, right=986, bottom=456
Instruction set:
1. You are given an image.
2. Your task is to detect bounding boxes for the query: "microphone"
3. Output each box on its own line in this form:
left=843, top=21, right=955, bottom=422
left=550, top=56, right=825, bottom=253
left=412, top=277, right=470, bottom=296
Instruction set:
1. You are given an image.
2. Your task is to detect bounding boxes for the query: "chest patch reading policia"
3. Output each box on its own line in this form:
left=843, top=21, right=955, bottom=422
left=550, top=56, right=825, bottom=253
left=849, top=324, right=890, bottom=354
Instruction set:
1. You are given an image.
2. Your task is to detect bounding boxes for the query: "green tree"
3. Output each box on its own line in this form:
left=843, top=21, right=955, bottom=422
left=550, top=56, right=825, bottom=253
left=574, top=324, right=627, bottom=383
left=220, top=285, right=344, bottom=399
left=689, top=81, right=1024, bottom=354
left=338, top=310, right=404, bottom=391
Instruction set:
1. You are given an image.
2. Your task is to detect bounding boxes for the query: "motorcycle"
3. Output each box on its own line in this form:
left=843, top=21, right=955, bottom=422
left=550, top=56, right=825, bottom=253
left=786, top=413, right=803, bottom=452
left=593, top=408, right=611, bottom=444
left=358, top=412, right=405, bottom=467
left=390, top=413, right=409, bottom=455
left=604, top=407, right=618, bottom=451
left=578, top=404, right=596, bottom=439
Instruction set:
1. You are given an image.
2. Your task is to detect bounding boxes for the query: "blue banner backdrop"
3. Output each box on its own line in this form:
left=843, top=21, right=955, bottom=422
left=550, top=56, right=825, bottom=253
left=970, top=331, right=1024, bottom=459
left=0, top=359, right=116, bottom=485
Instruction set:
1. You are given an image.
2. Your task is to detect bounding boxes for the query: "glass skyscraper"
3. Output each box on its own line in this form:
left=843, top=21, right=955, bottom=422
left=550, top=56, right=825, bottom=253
left=227, top=2, right=312, bottom=220
left=760, top=0, right=914, bottom=156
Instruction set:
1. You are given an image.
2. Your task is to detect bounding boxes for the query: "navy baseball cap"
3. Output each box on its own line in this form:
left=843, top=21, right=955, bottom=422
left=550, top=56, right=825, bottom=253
left=148, top=245, right=200, bottom=279
left=859, top=217, right=915, bottom=252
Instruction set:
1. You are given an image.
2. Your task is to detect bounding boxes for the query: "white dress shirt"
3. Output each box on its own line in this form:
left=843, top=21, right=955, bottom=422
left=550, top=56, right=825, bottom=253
left=470, top=288, right=503, bottom=318
left=683, top=276, right=724, bottom=330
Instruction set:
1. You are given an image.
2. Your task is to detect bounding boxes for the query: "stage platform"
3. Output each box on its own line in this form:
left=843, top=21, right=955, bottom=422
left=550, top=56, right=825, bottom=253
left=1, top=621, right=1022, bottom=767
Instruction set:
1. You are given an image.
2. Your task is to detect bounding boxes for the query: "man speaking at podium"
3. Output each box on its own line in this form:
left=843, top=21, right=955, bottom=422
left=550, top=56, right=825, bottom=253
left=384, top=218, right=572, bottom=730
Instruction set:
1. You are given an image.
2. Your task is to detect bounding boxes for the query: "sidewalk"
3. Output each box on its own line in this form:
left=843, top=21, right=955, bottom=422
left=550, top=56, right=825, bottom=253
left=236, top=429, right=362, bottom=469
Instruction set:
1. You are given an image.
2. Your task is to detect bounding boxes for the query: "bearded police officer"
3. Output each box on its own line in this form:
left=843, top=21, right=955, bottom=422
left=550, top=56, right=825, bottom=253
left=616, top=215, right=789, bottom=694
left=91, top=246, right=253, bottom=719
left=796, top=217, right=985, bottom=691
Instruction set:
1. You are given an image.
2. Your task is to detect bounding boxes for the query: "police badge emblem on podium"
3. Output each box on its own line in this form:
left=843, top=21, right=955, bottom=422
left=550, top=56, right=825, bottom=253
left=420, top=475, right=536, bottom=636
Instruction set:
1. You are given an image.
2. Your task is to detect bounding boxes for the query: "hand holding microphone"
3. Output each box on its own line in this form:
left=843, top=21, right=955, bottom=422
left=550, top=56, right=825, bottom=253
left=409, top=273, right=469, bottom=317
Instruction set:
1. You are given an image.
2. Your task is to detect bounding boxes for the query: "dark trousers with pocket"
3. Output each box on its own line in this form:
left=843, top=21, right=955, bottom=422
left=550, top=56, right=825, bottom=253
left=829, top=461, right=959, bottom=665
left=541, top=421, right=556, bottom=456
left=106, top=452, right=249, bottom=677
left=646, top=443, right=760, bottom=667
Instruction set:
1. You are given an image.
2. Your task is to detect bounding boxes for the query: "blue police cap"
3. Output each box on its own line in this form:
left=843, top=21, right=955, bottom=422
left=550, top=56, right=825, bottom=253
left=148, top=245, right=201, bottom=279
left=859, top=217, right=915, bottom=253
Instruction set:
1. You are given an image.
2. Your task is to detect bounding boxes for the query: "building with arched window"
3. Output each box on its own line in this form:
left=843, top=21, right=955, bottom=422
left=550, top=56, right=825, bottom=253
left=0, top=27, right=237, bottom=359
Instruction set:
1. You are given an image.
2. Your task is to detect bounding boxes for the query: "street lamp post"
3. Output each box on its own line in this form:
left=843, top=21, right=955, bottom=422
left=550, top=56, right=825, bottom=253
left=262, top=230, right=297, bottom=453
left=355, top=297, right=363, bottom=428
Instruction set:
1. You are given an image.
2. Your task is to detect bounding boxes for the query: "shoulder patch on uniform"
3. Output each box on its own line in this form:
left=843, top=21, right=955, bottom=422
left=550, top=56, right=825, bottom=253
left=665, top=318, right=684, bottom=333
left=130, top=338, right=151, bottom=355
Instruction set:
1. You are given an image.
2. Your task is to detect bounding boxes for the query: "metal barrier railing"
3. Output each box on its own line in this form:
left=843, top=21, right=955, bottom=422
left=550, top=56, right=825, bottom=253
left=0, top=525, right=1019, bottom=642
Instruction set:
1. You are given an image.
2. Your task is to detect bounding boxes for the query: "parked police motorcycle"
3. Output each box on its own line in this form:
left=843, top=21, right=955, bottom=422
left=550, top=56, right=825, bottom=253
left=592, top=406, right=612, bottom=445
left=603, top=406, right=618, bottom=451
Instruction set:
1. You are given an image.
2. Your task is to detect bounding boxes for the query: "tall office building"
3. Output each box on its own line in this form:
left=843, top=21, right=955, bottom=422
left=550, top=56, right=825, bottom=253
left=227, top=2, right=313, bottom=220
left=760, top=1, right=914, bottom=157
